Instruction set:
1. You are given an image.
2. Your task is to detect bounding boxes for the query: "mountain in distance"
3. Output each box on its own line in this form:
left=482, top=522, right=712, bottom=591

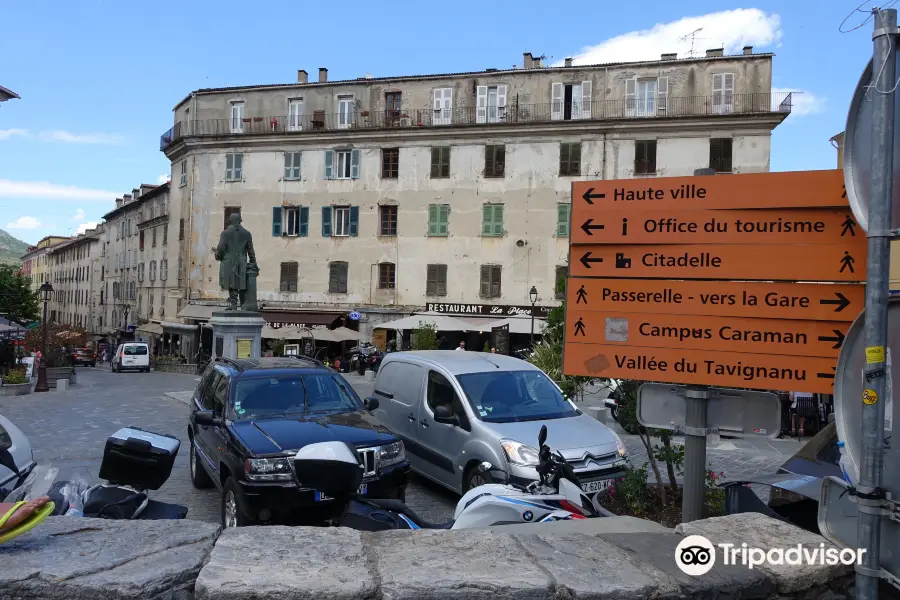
left=0, top=228, right=30, bottom=265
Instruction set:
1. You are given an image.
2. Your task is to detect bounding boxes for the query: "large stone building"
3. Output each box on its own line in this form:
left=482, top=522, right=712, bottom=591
left=45, top=228, right=102, bottom=332
left=20, top=236, right=70, bottom=291
left=161, top=47, right=791, bottom=339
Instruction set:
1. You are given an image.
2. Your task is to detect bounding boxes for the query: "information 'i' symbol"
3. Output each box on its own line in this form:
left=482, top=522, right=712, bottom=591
left=622, top=218, right=628, bottom=236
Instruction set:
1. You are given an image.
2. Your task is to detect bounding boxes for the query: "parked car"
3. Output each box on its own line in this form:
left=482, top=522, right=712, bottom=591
left=112, top=342, right=150, bottom=373
left=0, top=413, right=35, bottom=497
left=70, top=347, right=97, bottom=367
left=368, top=351, right=629, bottom=496
left=187, top=356, right=410, bottom=528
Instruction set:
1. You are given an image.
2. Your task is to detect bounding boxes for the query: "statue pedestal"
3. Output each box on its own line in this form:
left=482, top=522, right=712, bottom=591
left=209, top=311, right=265, bottom=361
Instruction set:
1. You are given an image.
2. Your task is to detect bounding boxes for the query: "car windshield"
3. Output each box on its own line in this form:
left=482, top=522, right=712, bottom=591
left=455, top=370, right=576, bottom=423
left=232, top=373, right=360, bottom=419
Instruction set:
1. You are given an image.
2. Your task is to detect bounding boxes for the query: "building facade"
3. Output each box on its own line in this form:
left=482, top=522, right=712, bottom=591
left=45, top=229, right=101, bottom=332
left=20, top=235, right=70, bottom=291
left=161, top=48, right=791, bottom=339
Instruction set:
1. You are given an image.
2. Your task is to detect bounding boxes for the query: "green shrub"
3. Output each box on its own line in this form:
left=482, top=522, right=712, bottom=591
left=616, top=464, right=649, bottom=514
left=3, top=369, right=27, bottom=385
left=411, top=322, right=438, bottom=350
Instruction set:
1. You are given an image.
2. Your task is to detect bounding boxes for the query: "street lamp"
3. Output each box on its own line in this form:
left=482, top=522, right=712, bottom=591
left=122, top=305, right=130, bottom=328
left=529, top=285, right=538, bottom=345
left=34, top=282, right=53, bottom=393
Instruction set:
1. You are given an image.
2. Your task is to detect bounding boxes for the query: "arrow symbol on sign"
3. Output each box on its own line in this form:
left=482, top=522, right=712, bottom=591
left=817, top=367, right=836, bottom=380
left=817, top=330, right=845, bottom=349
left=580, top=219, right=605, bottom=235
left=820, top=292, right=851, bottom=313
left=582, top=188, right=606, bottom=205
left=580, top=252, right=603, bottom=269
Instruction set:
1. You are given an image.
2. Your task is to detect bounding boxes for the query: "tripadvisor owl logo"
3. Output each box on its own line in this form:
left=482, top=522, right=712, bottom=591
left=675, top=535, right=716, bottom=576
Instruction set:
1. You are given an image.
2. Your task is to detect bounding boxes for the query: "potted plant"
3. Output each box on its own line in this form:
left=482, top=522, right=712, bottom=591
left=1, top=368, right=31, bottom=396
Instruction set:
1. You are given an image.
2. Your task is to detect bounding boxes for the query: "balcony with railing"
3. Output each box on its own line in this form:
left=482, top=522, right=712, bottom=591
left=160, top=92, right=792, bottom=152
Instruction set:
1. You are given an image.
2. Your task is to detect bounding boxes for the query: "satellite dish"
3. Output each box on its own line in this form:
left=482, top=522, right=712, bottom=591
left=833, top=299, right=899, bottom=497
left=843, top=56, right=900, bottom=232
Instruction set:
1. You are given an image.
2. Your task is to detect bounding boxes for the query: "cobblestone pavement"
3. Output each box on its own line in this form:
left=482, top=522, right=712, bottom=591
left=0, top=368, right=805, bottom=526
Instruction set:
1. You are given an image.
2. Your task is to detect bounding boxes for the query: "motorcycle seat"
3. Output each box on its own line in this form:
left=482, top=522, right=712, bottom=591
left=367, top=498, right=454, bottom=529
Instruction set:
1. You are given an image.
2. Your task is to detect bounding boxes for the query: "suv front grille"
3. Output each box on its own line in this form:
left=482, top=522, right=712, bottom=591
left=357, top=447, right=378, bottom=478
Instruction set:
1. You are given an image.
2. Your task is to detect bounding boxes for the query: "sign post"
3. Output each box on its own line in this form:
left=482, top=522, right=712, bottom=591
left=562, top=168, right=866, bottom=523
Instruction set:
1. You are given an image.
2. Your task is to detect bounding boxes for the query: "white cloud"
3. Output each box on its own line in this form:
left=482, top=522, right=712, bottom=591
left=72, top=208, right=86, bottom=221
left=562, top=9, right=781, bottom=65
left=6, top=216, right=42, bottom=229
left=772, top=88, right=825, bottom=117
left=75, top=221, right=99, bottom=235
left=0, top=128, right=28, bottom=140
left=0, top=129, right=124, bottom=144
left=0, top=179, right=119, bottom=202
left=157, top=173, right=170, bottom=184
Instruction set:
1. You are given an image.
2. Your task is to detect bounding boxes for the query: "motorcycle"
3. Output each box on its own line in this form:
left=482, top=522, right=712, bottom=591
left=294, top=425, right=612, bottom=530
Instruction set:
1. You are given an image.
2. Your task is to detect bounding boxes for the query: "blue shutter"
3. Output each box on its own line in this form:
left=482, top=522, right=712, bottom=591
left=349, top=205, right=359, bottom=236
left=322, top=206, right=332, bottom=237
left=272, top=207, right=282, bottom=236
left=299, top=206, right=309, bottom=237
left=324, top=150, right=334, bottom=180
left=350, top=149, right=361, bottom=179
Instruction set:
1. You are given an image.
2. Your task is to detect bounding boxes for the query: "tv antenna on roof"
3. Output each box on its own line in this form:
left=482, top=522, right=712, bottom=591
left=679, top=27, right=709, bottom=58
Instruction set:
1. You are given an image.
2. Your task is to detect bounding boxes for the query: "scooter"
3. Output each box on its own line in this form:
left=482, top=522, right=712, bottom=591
left=294, top=425, right=612, bottom=531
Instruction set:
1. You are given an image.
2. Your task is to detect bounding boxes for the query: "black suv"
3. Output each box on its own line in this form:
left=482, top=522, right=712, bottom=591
left=188, top=356, right=410, bottom=527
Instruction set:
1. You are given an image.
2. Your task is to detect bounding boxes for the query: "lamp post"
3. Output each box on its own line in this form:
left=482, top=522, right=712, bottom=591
left=529, top=286, right=538, bottom=345
left=34, top=282, right=53, bottom=393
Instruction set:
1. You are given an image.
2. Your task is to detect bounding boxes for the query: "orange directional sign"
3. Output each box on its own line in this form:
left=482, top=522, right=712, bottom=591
left=570, top=208, right=864, bottom=246
left=570, top=244, right=865, bottom=282
left=562, top=344, right=837, bottom=394
left=572, top=169, right=846, bottom=212
left=565, top=312, right=848, bottom=358
left=566, top=279, right=865, bottom=322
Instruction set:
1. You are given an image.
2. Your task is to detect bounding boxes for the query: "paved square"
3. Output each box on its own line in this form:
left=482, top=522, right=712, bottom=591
left=0, top=368, right=803, bottom=525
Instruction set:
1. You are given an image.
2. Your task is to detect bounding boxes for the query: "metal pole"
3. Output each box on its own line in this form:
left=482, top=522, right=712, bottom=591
left=530, top=306, right=535, bottom=345
left=34, top=296, right=49, bottom=392
left=682, top=386, right=709, bottom=522
left=857, top=9, right=895, bottom=598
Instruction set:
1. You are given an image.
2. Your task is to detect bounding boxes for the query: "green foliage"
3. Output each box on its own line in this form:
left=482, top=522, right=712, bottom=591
left=411, top=322, right=438, bottom=350
left=705, top=467, right=726, bottom=515
left=527, top=299, right=593, bottom=399
left=266, top=339, right=286, bottom=356
left=23, top=324, right=86, bottom=366
left=0, top=265, right=40, bottom=324
left=483, top=340, right=491, bottom=352
left=614, top=464, right=649, bottom=514
left=3, top=368, right=27, bottom=384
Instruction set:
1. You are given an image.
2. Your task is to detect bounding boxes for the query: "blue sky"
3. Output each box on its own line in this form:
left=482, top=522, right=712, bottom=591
left=0, top=1, right=879, bottom=244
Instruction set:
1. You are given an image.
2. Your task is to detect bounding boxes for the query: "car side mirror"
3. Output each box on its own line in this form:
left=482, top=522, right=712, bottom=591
left=538, top=424, right=548, bottom=448
left=194, top=410, right=217, bottom=426
left=433, top=405, right=457, bottom=425
left=363, top=397, right=380, bottom=411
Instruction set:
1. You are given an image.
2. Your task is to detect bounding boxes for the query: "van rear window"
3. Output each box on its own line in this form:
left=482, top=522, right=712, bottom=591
left=124, top=346, right=148, bottom=355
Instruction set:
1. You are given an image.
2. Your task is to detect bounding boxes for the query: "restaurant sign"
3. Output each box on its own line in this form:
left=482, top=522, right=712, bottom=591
left=425, top=303, right=553, bottom=319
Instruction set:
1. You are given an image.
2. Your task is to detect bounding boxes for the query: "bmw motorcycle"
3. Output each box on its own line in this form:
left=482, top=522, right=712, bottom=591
left=293, top=425, right=612, bottom=530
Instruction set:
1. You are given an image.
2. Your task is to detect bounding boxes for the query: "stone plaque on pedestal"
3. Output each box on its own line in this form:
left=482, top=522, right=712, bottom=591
left=209, top=311, right=265, bottom=360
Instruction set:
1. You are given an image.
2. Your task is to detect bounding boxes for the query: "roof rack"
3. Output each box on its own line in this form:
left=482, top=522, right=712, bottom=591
left=214, top=356, right=244, bottom=372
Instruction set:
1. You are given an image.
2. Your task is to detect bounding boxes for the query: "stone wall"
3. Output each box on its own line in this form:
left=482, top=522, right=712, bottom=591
left=0, top=514, right=861, bottom=600
left=153, top=362, right=198, bottom=375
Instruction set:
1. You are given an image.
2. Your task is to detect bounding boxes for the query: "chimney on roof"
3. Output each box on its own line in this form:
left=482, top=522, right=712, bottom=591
left=661, top=52, right=677, bottom=60
left=564, top=57, right=573, bottom=67
left=743, top=45, right=753, bottom=55
left=523, top=52, right=533, bottom=69
left=318, top=68, right=328, bottom=83
left=706, top=48, right=724, bottom=57
left=533, top=56, right=542, bottom=68
left=115, top=198, right=123, bottom=208
left=297, top=69, right=308, bottom=84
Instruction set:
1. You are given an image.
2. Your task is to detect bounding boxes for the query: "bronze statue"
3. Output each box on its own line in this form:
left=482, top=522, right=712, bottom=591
left=214, top=212, right=258, bottom=310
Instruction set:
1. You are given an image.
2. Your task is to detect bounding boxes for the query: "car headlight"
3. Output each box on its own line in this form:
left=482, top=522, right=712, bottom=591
left=245, top=457, right=293, bottom=482
left=500, top=439, right=540, bottom=466
left=380, top=441, right=406, bottom=466
left=613, top=433, right=627, bottom=457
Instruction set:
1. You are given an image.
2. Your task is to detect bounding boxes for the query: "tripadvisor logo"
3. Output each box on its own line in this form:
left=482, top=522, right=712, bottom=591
left=675, top=535, right=866, bottom=576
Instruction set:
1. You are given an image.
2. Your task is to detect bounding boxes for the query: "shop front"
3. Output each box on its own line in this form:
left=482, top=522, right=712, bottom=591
left=262, top=309, right=357, bottom=331
left=421, top=302, right=555, bottom=353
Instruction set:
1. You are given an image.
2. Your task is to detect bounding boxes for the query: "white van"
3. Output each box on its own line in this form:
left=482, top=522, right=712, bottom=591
left=112, top=342, right=150, bottom=373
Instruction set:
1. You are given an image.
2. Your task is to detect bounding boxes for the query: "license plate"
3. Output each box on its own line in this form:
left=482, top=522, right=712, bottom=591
left=580, top=479, right=612, bottom=494
left=315, top=483, right=367, bottom=502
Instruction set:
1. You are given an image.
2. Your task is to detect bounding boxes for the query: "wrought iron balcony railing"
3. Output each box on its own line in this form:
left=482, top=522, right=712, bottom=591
left=161, top=92, right=792, bottom=152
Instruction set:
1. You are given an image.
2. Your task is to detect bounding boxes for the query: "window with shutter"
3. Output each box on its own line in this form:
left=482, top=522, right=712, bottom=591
left=349, top=205, right=359, bottom=236
left=484, top=145, right=505, bottom=177
left=163, top=226, right=168, bottom=245
left=334, top=150, right=353, bottom=179
left=479, top=265, right=501, bottom=298
left=284, top=152, right=302, bottom=180
left=272, top=207, right=283, bottom=236
left=712, top=73, right=735, bottom=114
left=152, top=227, right=157, bottom=247
left=299, top=206, right=309, bottom=236
left=432, top=88, right=453, bottom=125
left=324, top=149, right=334, bottom=179
left=656, top=77, right=668, bottom=116
left=378, top=263, right=396, bottom=289
left=482, top=204, right=504, bottom=236
left=280, top=262, right=299, bottom=292
left=426, top=264, right=447, bottom=296
left=430, top=147, right=450, bottom=178
left=333, top=206, right=351, bottom=236
left=322, top=206, right=332, bottom=237
left=350, top=149, right=360, bottom=179
left=329, top=262, right=348, bottom=293
left=230, top=102, right=244, bottom=133
left=179, top=218, right=185, bottom=240
left=428, top=204, right=449, bottom=236
left=634, top=140, right=657, bottom=175
left=559, top=143, right=581, bottom=176
left=225, top=152, right=243, bottom=181
left=580, top=80, right=593, bottom=119
left=557, top=204, right=571, bottom=237
left=551, top=83, right=564, bottom=121
left=284, top=207, right=301, bottom=236
left=180, top=160, right=187, bottom=186
left=709, top=138, right=733, bottom=172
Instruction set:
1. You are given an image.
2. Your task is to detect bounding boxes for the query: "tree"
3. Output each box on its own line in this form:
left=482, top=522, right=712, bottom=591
left=0, top=265, right=39, bottom=324
left=528, top=301, right=594, bottom=399
left=411, top=322, right=438, bottom=350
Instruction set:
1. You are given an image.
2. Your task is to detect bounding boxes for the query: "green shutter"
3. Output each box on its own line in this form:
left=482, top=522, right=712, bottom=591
left=428, top=204, right=438, bottom=236
left=321, top=206, right=332, bottom=237
left=482, top=204, right=493, bottom=235
left=299, top=206, right=309, bottom=237
left=557, top=204, right=570, bottom=237
left=349, top=205, right=359, bottom=236
left=438, top=205, right=449, bottom=236
left=272, top=207, right=282, bottom=236
left=492, top=205, right=504, bottom=236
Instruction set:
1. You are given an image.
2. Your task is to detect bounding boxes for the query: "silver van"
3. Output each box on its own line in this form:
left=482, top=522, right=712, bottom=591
left=368, top=350, right=628, bottom=495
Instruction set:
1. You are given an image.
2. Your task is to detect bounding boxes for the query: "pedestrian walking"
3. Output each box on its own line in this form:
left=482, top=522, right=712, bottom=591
left=100, top=349, right=107, bottom=365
